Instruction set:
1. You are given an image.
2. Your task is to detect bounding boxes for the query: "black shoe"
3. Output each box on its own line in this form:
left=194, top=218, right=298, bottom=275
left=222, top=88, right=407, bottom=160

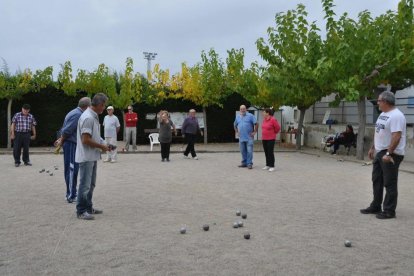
left=161, top=159, right=165, bottom=162
left=88, top=208, right=103, bottom=215
left=24, top=162, right=32, bottom=166
left=67, top=197, right=77, bottom=203
left=376, top=212, right=396, bottom=219
left=360, top=207, right=382, bottom=214
left=15, top=163, right=20, bottom=167
left=238, top=164, right=247, bottom=168
left=166, top=158, right=170, bottom=162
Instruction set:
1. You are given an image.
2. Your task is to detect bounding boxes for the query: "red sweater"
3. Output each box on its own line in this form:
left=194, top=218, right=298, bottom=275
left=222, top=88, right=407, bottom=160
left=261, top=116, right=281, bottom=140
left=125, top=112, right=138, bottom=127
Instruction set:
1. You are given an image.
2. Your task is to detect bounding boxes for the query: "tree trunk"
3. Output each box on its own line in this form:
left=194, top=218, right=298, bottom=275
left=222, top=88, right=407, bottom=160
left=356, top=98, right=366, bottom=160
left=7, top=99, right=13, bottom=149
left=202, top=106, right=208, bottom=144
left=121, top=110, right=126, bottom=142
left=296, top=108, right=306, bottom=150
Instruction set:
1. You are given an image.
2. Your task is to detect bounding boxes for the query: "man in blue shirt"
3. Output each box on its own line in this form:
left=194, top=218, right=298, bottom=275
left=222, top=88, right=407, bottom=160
left=54, top=97, right=91, bottom=203
left=234, top=105, right=258, bottom=169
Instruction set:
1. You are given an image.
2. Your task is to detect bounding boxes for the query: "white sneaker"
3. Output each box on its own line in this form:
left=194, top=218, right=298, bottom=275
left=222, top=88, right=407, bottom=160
left=183, top=155, right=190, bottom=159
left=268, top=167, right=275, bottom=172
left=110, top=160, right=117, bottom=163
left=262, top=166, right=270, bottom=170
left=192, top=156, right=198, bottom=160
left=103, top=159, right=110, bottom=162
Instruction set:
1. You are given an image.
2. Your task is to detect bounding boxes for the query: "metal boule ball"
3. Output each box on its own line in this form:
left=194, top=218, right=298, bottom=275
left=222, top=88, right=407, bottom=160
left=180, top=227, right=186, bottom=234
left=244, top=232, right=251, bottom=240
left=49, top=173, right=53, bottom=176
left=46, top=170, right=50, bottom=173
left=233, top=222, right=239, bottom=228
left=236, top=210, right=241, bottom=216
left=344, top=240, right=352, bottom=247
left=202, top=224, right=209, bottom=231
left=241, top=213, right=247, bottom=219
left=237, top=221, right=243, bottom=227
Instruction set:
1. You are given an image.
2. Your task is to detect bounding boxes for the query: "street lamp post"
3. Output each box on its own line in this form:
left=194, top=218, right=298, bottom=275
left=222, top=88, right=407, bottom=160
left=143, top=52, right=157, bottom=75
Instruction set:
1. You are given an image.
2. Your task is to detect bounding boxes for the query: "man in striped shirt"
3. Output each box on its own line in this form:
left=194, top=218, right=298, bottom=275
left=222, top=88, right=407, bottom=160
left=10, top=104, right=37, bottom=167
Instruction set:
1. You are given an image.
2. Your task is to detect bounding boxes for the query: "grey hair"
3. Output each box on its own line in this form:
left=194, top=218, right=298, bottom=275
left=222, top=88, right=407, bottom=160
left=78, top=97, right=91, bottom=108
left=380, top=91, right=395, bottom=106
left=91, top=93, right=108, bottom=106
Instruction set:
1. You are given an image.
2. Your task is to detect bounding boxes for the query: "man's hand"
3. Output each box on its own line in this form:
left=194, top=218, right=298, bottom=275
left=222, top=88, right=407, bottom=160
left=250, top=131, right=256, bottom=137
left=101, top=144, right=110, bottom=153
left=10, top=133, right=15, bottom=140
left=30, top=135, right=36, bottom=140
left=382, top=155, right=395, bottom=164
left=54, top=138, right=62, bottom=147
left=368, top=148, right=375, bottom=160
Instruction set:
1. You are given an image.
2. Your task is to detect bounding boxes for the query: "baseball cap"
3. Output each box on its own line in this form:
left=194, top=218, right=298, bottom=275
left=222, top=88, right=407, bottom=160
left=107, top=106, right=114, bottom=110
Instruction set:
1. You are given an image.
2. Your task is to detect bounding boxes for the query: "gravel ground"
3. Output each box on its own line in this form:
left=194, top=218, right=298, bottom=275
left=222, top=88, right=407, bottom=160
left=1, top=151, right=413, bottom=275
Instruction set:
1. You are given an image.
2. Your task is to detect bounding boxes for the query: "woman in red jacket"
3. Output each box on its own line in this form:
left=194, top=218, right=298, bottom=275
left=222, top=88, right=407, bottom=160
left=261, top=108, right=281, bottom=172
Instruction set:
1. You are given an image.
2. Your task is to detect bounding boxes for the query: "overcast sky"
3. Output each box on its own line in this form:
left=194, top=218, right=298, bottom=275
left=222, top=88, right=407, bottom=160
left=0, top=0, right=400, bottom=77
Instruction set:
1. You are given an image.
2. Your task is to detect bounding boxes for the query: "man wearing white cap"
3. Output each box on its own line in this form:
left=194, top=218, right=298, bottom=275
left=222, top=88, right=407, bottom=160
left=103, top=106, right=120, bottom=162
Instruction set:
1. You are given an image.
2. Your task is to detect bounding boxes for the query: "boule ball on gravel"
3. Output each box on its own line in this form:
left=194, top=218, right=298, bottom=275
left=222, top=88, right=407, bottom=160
left=344, top=240, right=352, bottom=247
left=241, top=213, right=247, bottom=219
left=237, top=221, right=243, bottom=227
left=236, top=210, right=241, bottom=216
left=180, top=227, right=186, bottom=234
left=233, top=222, right=239, bottom=228
left=244, top=232, right=251, bottom=240
left=203, top=224, right=209, bottom=231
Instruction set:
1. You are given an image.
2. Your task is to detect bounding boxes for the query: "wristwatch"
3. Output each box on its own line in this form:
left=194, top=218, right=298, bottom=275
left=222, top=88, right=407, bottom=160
left=386, top=151, right=390, bottom=156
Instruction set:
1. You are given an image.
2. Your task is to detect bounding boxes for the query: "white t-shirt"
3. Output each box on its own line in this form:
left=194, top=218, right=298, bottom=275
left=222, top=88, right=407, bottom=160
left=374, top=108, right=406, bottom=155
left=103, top=115, right=120, bottom=138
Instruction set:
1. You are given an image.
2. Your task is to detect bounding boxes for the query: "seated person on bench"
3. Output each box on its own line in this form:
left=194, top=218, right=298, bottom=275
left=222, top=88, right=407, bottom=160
left=326, top=124, right=355, bottom=154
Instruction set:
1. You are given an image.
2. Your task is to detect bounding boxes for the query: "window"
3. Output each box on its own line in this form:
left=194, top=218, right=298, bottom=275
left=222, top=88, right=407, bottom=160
left=408, top=96, right=414, bottom=108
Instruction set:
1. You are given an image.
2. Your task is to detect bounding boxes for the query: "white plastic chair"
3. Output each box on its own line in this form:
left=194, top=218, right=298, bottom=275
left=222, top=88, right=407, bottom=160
left=149, top=133, right=160, bottom=151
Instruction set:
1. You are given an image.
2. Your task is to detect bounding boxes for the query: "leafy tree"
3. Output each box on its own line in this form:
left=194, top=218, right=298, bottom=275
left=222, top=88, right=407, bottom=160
left=173, top=49, right=229, bottom=144
left=257, top=4, right=326, bottom=149
left=0, top=62, right=53, bottom=148
left=57, top=61, right=76, bottom=96
left=321, top=0, right=414, bottom=159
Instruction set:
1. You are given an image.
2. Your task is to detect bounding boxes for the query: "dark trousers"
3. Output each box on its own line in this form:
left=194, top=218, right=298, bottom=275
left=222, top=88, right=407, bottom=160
left=13, top=132, right=31, bottom=164
left=160, top=142, right=171, bottom=160
left=262, top=139, right=275, bottom=167
left=332, top=137, right=346, bottom=152
left=63, top=141, right=79, bottom=200
left=370, top=150, right=404, bottom=214
left=184, top=133, right=197, bottom=157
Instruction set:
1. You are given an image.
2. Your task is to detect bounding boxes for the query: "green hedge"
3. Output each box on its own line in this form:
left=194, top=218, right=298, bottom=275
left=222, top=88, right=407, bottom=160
left=0, top=88, right=249, bottom=147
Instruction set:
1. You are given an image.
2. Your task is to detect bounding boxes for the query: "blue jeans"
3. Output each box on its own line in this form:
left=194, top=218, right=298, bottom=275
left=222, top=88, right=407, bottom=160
left=239, top=139, right=254, bottom=166
left=76, top=161, right=97, bottom=215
